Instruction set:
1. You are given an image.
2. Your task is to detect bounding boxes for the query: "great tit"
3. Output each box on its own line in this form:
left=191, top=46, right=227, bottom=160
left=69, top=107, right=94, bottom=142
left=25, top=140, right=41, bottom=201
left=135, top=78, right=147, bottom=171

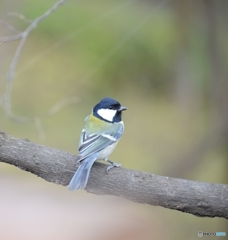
left=68, top=97, right=127, bottom=190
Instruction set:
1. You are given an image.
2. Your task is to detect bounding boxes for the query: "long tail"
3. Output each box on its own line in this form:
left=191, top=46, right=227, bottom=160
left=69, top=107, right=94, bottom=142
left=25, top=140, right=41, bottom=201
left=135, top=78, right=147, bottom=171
left=68, top=153, right=98, bottom=191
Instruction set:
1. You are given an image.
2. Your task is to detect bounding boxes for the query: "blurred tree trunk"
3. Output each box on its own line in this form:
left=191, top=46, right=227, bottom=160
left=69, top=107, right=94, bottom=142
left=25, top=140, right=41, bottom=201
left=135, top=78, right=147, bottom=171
left=173, top=0, right=200, bottom=113
left=166, top=0, right=228, bottom=229
left=204, top=5, right=228, bottom=236
left=204, top=0, right=228, bottom=182
left=166, top=0, right=228, bottom=183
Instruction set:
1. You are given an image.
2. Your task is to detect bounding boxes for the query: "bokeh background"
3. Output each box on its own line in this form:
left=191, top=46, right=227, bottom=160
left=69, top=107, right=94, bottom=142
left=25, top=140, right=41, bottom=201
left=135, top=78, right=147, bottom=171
left=0, top=0, right=227, bottom=239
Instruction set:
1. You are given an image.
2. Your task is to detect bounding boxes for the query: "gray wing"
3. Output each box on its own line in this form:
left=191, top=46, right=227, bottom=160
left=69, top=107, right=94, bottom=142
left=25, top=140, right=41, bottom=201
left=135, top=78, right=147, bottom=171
left=78, top=123, right=124, bottom=159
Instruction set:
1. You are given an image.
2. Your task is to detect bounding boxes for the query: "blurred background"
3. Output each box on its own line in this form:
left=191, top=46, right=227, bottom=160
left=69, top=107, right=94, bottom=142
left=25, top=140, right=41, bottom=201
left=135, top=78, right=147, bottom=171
left=0, top=0, right=227, bottom=239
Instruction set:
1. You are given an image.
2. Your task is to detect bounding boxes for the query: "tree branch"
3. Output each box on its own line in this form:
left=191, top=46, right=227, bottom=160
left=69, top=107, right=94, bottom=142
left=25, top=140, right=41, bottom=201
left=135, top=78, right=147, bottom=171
left=0, top=131, right=227, bottom=219
left=0, top=0, right=74, bottom=141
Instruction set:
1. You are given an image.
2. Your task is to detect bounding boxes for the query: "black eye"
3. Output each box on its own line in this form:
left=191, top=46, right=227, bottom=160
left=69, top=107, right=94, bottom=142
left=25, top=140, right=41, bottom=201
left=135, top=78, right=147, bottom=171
left=109, top=106, right=113, bottom=109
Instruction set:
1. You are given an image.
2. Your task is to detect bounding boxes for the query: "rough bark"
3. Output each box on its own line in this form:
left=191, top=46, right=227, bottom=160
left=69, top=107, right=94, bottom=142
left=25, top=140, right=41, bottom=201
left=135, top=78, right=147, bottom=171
left=0, top=131, right=227, bottom=219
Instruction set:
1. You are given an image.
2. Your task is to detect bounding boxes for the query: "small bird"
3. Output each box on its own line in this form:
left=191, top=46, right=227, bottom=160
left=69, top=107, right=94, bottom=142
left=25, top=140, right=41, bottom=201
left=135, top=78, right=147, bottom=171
left=68, top=97, right=127, bottom=190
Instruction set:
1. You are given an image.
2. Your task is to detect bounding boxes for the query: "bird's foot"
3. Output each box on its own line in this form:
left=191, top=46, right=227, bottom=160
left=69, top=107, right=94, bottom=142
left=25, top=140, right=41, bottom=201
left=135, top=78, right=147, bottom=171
left=106, top=160, right=121, bottom=174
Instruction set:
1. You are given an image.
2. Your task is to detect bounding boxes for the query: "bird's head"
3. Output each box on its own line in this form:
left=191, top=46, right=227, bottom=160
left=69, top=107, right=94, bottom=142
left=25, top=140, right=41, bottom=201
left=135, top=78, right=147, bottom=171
left=93, top=97, right=127, bottom=123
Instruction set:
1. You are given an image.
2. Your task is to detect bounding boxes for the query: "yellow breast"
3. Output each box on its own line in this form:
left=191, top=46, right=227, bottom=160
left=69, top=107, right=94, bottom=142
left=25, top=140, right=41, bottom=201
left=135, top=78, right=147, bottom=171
left=85, top=114, right=111, bottom=134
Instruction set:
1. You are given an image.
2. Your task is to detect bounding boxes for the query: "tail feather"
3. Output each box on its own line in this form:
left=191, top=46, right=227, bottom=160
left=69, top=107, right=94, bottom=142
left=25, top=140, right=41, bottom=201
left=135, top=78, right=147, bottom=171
left=68, top=154, right=98, bottom=190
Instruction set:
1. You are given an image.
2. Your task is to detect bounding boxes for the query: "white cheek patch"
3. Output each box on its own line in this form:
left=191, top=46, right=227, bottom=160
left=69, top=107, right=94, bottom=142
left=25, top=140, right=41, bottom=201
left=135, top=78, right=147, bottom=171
left=97, top=108, right=117, bottom=122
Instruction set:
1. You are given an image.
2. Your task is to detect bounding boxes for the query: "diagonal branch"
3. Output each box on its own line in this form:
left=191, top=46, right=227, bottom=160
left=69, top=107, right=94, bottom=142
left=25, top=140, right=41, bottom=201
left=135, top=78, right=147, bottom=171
left=0, top=131, right=227, bottom=219
left=7, top=12, right=33, bottom=23
left=0, top=0, right=81, bottom=140
left=0, top=19, right=21, bottom=33
left=2, top=0, right=68, bottom=121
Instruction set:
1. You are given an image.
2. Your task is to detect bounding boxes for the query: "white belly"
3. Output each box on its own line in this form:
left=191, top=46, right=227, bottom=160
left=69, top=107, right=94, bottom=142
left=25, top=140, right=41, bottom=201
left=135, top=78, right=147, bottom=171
left=97, top=141, right=119, bottom=160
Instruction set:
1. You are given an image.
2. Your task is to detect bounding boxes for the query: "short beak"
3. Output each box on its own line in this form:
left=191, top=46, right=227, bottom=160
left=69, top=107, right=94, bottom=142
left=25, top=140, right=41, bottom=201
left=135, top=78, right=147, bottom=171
left=118, top=106, right=127, bottom=112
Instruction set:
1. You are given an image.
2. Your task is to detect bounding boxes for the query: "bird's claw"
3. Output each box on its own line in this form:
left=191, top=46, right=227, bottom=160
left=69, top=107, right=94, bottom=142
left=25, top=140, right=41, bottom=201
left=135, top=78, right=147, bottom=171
left=106, top=161, right=121, bottom=174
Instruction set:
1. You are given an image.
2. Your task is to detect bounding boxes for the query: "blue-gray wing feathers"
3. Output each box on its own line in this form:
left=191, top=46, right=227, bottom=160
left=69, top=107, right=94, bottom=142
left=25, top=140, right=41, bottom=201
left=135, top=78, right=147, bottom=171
left=78, top=123, right=124, bottom=159
left=68, top=121, right=124, bottom=191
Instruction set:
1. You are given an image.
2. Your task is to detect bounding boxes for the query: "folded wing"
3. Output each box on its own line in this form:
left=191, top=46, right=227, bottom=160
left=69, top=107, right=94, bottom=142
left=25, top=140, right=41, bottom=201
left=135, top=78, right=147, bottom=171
left=78, top=123, right=124, bottom=159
